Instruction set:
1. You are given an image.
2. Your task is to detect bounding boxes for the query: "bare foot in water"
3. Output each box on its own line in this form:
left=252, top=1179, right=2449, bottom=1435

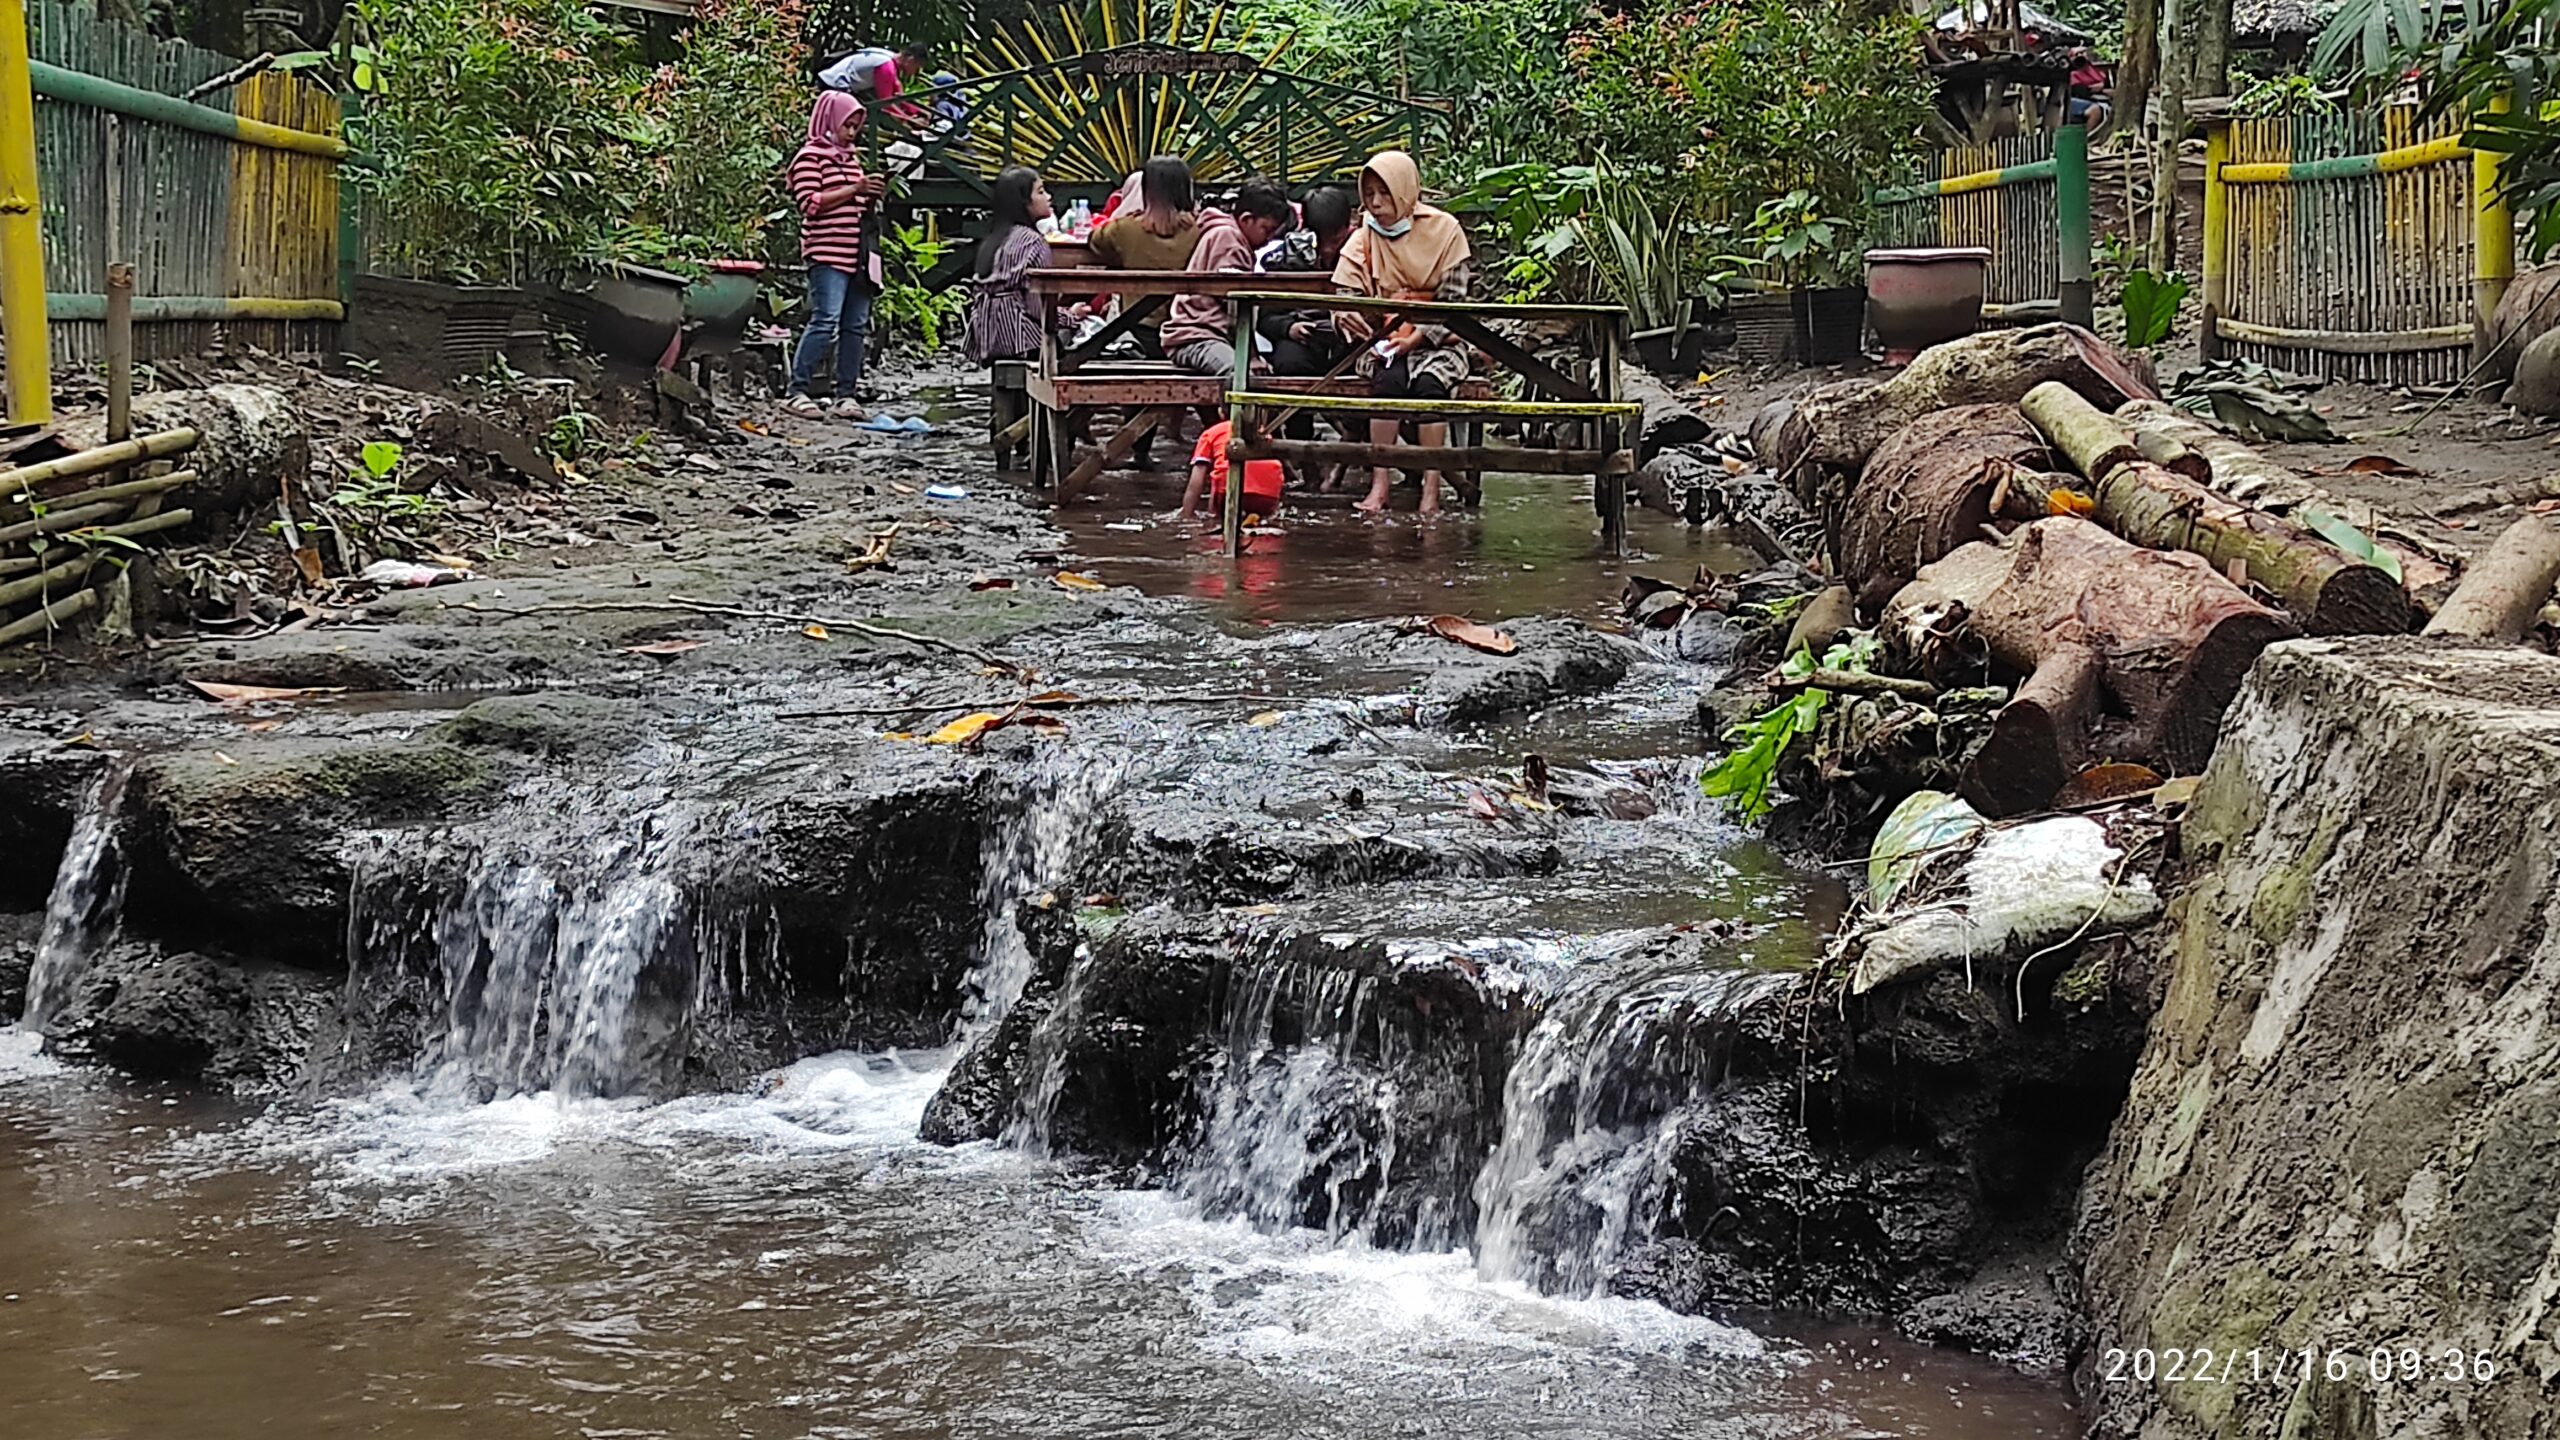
left=1353, top=494, right=1390, bottom=513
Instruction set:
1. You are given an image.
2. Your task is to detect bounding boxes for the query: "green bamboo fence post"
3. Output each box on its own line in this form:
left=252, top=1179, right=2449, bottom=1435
left=2056, top=123, right=2092, bottom=330
left=336, top=92, right=361, bottom=310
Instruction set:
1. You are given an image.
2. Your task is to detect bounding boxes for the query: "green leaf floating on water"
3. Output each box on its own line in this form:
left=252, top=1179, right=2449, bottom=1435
left=2297, top=505, right=2403, bottom=583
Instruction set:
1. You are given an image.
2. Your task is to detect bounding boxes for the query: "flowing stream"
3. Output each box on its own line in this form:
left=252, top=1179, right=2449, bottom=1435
left=19, top=757, right=135, bottom=1034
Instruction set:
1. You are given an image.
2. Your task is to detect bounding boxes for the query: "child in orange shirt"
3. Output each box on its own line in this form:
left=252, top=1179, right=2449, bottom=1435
left=1180, top=420, right=1285, bottom=521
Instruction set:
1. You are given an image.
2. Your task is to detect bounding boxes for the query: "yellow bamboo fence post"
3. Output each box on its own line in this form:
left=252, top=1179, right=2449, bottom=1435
left=0, top=0, right=51, bottom=425
left=2473, top=95, right=2514, bottom=369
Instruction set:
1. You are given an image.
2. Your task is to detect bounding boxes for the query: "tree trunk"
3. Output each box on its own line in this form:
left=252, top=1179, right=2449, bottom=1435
left=2148, top=0, right=2234, bottom=273
left=2422, top=517, right=2560, bottom=642
left=1842, top=404, right=2047, bottom=614
left=2020, top=381, right=2145, bottom=482
left=2094, top=460, right=2410, bottom=635
left=1778, top=324, right=2156, bottom=481
left=2116, top=400, right=2315, bottom=506
left=1885, top=516, right=2295, bottom=812
left=2118, top=0, right=2162, bottom=160
left=1621, top=369, right=1711, bottom=466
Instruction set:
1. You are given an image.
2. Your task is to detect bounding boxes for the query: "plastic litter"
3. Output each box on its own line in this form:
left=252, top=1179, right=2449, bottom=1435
left=924, top=484, right=969, bottom=501
left=360, top=559, right=476, bottom=588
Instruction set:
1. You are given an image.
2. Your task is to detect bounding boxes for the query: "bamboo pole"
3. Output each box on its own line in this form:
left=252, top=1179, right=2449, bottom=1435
left=0, top=468, right=194, bottom=520
left=0, top=0, right=49, bottom=426
left=104, top=263, right=136, bottom=445
left=0, top=587, right=99, bottom=647
left=0, top=429, right=199, bottom=499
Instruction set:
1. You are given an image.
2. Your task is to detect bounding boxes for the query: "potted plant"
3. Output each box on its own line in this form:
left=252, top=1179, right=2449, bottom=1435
left=1574, top=168, right=1702, bottom=378
left=1729, top=191, right=1867, bottom=366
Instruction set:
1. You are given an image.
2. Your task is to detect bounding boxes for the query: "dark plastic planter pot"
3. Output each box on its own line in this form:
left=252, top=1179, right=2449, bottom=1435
left=1630, top=325, right=1701, bottom=379
left=1792, top=285, right=1868, bottom=366
left=1726, top=291, right=1796, bottom=365
left=561, top=263, right=690, bottom=368
left=1863, top=247, right=1990, bottom=364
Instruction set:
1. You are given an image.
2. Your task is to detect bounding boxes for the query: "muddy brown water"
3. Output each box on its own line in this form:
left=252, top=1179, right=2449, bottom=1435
left=3, top=421, right=2076, bottom=1437
left=1056, top=474, right=1764, bottom=626
left=1, top=1039, right=2075, bottom=1439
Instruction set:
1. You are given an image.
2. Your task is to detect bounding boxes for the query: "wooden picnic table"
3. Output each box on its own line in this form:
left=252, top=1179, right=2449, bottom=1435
left=1019, top=268, right=1334, bottom=499
left=1219, top=291, right=1639, bottom=557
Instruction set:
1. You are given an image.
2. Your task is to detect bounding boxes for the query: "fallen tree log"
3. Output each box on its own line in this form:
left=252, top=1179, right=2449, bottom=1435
left=2020, top=382, right=2143, bottom=482
left=2422, top=516, right=2560, bottom=642
left=2089, top=459, right=2410, bottom=636
left=51, top=384, right=305, bottom=518
left=1884, top=517, right=2295, bottom=814
left=1622, top=368, right=1710, bottom=465
left=2114, top=400, right=2313, bottom=508
left=1776, top=324, right=2157, bottom=484
left=1841, top=405, right=2049, bottom=614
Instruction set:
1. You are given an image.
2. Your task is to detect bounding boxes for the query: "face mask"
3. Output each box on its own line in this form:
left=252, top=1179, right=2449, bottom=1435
left=1364, top=213, right=1412, bottom=239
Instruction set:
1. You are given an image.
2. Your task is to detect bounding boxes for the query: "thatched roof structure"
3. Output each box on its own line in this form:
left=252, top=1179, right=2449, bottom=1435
left=2233, top=0, right=2342, bottom=44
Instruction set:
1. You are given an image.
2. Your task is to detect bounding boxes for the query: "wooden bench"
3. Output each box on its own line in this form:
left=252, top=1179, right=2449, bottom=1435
left=1221, top=292, right=1640, bottom=555
left=1022, top=269, right=1334, bottom=499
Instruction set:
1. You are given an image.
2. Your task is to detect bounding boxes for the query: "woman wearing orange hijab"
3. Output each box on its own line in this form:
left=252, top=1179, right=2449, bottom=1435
left=1332, top=151, right=1474, bottom=515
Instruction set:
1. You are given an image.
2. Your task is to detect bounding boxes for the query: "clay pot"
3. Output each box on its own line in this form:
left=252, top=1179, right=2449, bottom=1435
left=1864, top=247, right=1990, bottom=364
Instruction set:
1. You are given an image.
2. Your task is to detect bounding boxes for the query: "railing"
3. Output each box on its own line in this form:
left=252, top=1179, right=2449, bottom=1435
left=1875, top=126, right=2092, bottom=326
left=2202, top=105, right=2509, bottom=386
left=23, top=2, right=346, bottom=366
left=899, top=44, right=1435, bottom=210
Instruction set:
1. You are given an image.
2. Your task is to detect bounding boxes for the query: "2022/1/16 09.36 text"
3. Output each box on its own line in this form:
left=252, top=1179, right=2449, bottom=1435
left=2099, top=1346, right=2499, bottom=1386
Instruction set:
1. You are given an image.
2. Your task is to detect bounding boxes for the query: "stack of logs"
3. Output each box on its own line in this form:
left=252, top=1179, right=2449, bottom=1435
left=1774, top=324, right=2484, bottom=817
left=0, top=428, right=203, bottom=647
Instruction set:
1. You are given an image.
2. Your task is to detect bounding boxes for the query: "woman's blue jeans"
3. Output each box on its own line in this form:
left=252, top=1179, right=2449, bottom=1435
left=789, top=263, right=874, bottom=398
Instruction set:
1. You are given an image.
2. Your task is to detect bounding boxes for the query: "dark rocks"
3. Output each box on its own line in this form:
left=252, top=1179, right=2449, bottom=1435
left=0, top=909, right=39, bottom=1017
left=438, top=692, right=653, bottom=761
left=1415, top=618, right=1639, bottom=728
left=1897, top=1262, right=2076, bottom=1376
left=127, top=738, right=502, bottom=964
left=40, top=938, right=336, bottom=1091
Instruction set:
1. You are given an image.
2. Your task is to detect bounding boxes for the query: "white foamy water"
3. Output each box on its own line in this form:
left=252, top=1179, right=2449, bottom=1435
left=0, top=1024, right=65, bottom=1081
left=1088, top=1188, right=1766, bottom=1381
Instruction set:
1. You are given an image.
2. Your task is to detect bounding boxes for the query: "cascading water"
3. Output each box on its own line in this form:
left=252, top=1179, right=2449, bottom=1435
left=954, top=748, right=1127, bottom=1043
left=347, top=776, right=778, bottom=1102
left=19, top=757, right=137, bottom=1034
left=1472, top=954, right=1793, bottom=1296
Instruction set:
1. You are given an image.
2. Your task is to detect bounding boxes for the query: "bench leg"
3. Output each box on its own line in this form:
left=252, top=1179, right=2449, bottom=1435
left=1455, top=420, right=1484, bottom=509
left=990, top=386, right=1026, bottom=469
left=1063, top=405, right=1174, bottom=502
left=1033, top=404, right=1072, bottom=497
left=1597, top=470, right=1628, bottom=557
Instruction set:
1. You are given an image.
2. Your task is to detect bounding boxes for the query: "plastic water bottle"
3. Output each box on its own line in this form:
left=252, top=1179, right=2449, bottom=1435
left=1067, top=198, right=1092, bottom=233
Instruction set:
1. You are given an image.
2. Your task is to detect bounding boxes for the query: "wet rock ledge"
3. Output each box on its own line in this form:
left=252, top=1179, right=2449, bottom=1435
left=2078, top=638, right=2560, bottom=1438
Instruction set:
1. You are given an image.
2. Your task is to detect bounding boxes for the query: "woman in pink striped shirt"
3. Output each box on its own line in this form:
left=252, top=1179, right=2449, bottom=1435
left=784, top=91, right=887, bottom=419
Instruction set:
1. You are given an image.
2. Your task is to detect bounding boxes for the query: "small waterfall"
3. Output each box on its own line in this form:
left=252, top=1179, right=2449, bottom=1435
left=349, top=779, right=778, bottom=1102
left=1472, top=956, right=1791, bottom=1296
left=20, top=757, right=136, bottom=1033
left=1166, top=936, right=1497, bottom=1250
left=1174, top=948, right=1405, bottom=1240
left=954, top=749, right=1126, bottom=1043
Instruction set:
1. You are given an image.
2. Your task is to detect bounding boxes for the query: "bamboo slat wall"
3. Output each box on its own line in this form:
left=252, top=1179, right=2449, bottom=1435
left=2220, top=107, right=2474, bottom=386
left=25, top=2, right=342, bottom=366
left=1875, top=131, right=2061, bottom=309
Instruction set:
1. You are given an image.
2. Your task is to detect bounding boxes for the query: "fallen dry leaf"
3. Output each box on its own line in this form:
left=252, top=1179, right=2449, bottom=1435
left=1015, top=713, right=1068, bottom=730
left=620, top=639, right=705, bottom=658
left=213, top=752, right=238, bottom=766
left=2054, top=762, right=2163, bottom=809
left=2344, top=454, right=2419, bottom=476
left=187, top=680, right=344, bottom=706
left=926, top=711, right=1004, bottom=745
left=1023, top=690, right=1082, bottom=706
left=1055, top=571, right=1109, bottom=592
left=801, top=624, right=831, bottom=641
left=890, top=482, right=918, bottom=495
left=968, top=575, right=1016, bottom=591
left=2153, top=775, right=2202, bottom=809
left=2047, top=487, right=2096, bottom=518
left=1246, top=710, right=1283, bottom=727
left=1425, top=614, right=1518, bottom=656
left=880, top=730, right=916, bottom=741
left=737, top=419, right=768, bottom=435
left=242, top=719, right=282, bottom=733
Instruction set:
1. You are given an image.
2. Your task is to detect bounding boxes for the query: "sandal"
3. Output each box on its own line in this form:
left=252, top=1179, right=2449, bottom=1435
left=831, top=398, right=872, bottom=421
left=783, top=394, right=824, bottom=417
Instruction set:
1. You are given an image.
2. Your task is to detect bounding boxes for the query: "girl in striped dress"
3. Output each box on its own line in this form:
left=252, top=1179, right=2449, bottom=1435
left=784, top=91, right=886, bottom=419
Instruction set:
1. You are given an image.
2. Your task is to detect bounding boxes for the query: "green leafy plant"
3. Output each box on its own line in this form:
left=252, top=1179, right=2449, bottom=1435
left=1701, top=632, right=1882, bottom=820
left=873, top=221, right=966, bottom=350
left=1735, top=189, right=1852, bottom=288
left=547, top=410, right=603, bottom=460
left=2120, top=269, right=2190, bottom=348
